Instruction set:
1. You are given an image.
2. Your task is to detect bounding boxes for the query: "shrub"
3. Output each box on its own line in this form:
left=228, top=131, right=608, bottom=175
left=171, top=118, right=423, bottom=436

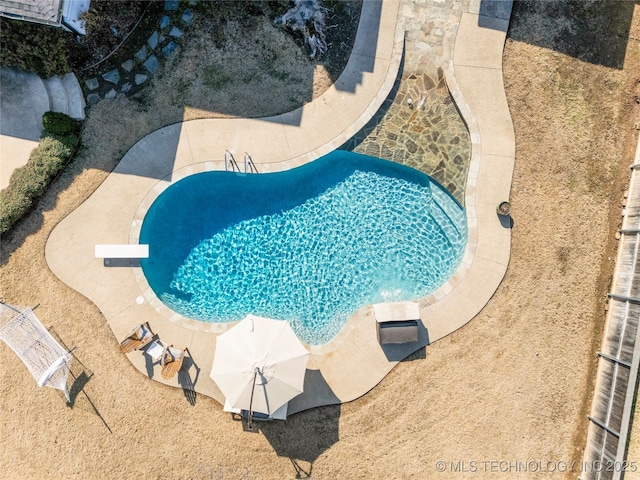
left=0, top=18, right=72, bottom=77
left=80, top=0, right=148, bottom=58
left=0, top=133, right=79, bottom=234
left=37, top=134, right=79, bottom=158
left=0, top=192, right=30, bottom=234
left=42, top=112, right=76, bottom=136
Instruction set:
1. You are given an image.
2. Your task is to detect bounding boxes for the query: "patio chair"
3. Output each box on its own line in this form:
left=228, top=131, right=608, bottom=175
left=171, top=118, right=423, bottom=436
left=160, top=345, right=186, bottom=380
left=119, top=322, right=154, bottom=353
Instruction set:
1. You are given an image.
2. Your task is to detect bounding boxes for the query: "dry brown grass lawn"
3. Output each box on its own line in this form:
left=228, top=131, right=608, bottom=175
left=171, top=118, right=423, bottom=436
left=1, top=2, right=640, bottom=479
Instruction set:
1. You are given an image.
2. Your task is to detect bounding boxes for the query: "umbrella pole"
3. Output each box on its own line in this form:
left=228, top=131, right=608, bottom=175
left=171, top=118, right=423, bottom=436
left=247, top=367, right=259, bottom=429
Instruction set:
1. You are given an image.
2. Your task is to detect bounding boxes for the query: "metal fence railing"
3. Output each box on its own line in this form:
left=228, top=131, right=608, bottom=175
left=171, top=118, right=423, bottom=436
left=582, top=138, right=640, bottom=480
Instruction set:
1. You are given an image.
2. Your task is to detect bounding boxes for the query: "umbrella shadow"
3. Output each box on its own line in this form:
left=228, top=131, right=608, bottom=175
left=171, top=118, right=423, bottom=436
left=260, top=404, right=341, bottom=479
left=259, top=370, right=341, bottom=478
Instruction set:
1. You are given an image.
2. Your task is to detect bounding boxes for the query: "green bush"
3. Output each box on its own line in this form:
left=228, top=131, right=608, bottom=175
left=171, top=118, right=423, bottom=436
left=43, top=112, right=76, bottom=136
left=0, top=190, right=31, bottom=234
left=0, top=133, right=79, bottom=234
left=0, top=18, right=72, bottom=77
left=37, top=134, right=79, bottom=158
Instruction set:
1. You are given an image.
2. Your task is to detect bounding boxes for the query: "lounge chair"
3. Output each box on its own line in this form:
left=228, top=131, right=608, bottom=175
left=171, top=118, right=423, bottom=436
left=160, top=345, right=186, bottom=380
left=119, top=322, right=154, bottom=353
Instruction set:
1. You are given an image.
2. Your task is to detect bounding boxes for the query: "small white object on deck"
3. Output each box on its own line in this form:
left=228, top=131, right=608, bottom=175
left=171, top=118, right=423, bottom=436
left=94, top=244, right=149, bottom=259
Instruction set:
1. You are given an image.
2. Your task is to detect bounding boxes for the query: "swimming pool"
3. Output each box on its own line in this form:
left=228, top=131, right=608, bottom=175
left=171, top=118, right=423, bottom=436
left=139, top=150, right=467, bottom=345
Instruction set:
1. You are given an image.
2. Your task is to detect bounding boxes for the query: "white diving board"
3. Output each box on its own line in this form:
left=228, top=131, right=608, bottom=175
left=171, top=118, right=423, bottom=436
left=94, top=244, right=149, bottom=259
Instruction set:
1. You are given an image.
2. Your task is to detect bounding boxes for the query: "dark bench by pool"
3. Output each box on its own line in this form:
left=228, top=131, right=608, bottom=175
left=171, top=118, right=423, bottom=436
left=377, top=319, right=419, bottom=344
left=373, top=302, right=421, bottom=345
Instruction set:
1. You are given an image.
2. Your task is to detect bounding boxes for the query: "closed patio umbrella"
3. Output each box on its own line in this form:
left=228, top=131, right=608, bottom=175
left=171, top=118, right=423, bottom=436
left=210, top=315, right=309, bottom=419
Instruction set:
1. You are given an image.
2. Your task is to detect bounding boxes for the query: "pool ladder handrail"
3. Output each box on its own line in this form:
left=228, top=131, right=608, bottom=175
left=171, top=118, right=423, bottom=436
left=244, top=152, right=258, bottom=174
left=225, top=150, right=240, bottom=172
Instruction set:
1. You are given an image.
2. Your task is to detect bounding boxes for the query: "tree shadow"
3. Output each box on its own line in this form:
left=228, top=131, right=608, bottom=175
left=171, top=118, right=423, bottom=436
left=506, top=0, right=638, bottom=70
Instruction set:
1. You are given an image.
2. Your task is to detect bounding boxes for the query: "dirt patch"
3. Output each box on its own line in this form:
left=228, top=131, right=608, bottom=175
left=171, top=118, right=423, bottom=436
left=1, top=2, right=640, bottom=479
left=503, top=0, right=640, bottom=468
left=142, top=10, right=321, bottom=120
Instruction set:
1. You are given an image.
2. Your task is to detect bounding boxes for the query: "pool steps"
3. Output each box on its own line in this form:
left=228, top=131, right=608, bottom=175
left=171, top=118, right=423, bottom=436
left=429, top=187, right=466, bottom=243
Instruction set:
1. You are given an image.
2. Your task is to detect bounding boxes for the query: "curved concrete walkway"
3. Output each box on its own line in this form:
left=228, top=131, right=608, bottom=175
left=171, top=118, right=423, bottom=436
left=46, top=0, right=515, bottom=414
left=0, top=68, right=49, bottom=190
left=1, top=66, right=86, bottom=190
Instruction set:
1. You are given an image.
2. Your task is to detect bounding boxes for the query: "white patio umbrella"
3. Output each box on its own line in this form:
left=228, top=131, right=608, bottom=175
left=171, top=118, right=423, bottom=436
left=210, top=315, right=309, bottom=418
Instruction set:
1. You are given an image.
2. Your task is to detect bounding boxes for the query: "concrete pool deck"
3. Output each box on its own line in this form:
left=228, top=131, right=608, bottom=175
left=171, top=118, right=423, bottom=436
left=46, top=0, right=514, bottom=414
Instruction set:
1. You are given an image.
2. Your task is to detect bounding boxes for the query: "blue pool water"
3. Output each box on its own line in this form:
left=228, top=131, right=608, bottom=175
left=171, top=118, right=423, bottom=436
left=139, top=150, right=467, bottom=345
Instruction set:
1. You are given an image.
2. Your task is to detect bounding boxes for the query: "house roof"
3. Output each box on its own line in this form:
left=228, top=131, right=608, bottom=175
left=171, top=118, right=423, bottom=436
left=0, top=0, right=62, bottom=25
